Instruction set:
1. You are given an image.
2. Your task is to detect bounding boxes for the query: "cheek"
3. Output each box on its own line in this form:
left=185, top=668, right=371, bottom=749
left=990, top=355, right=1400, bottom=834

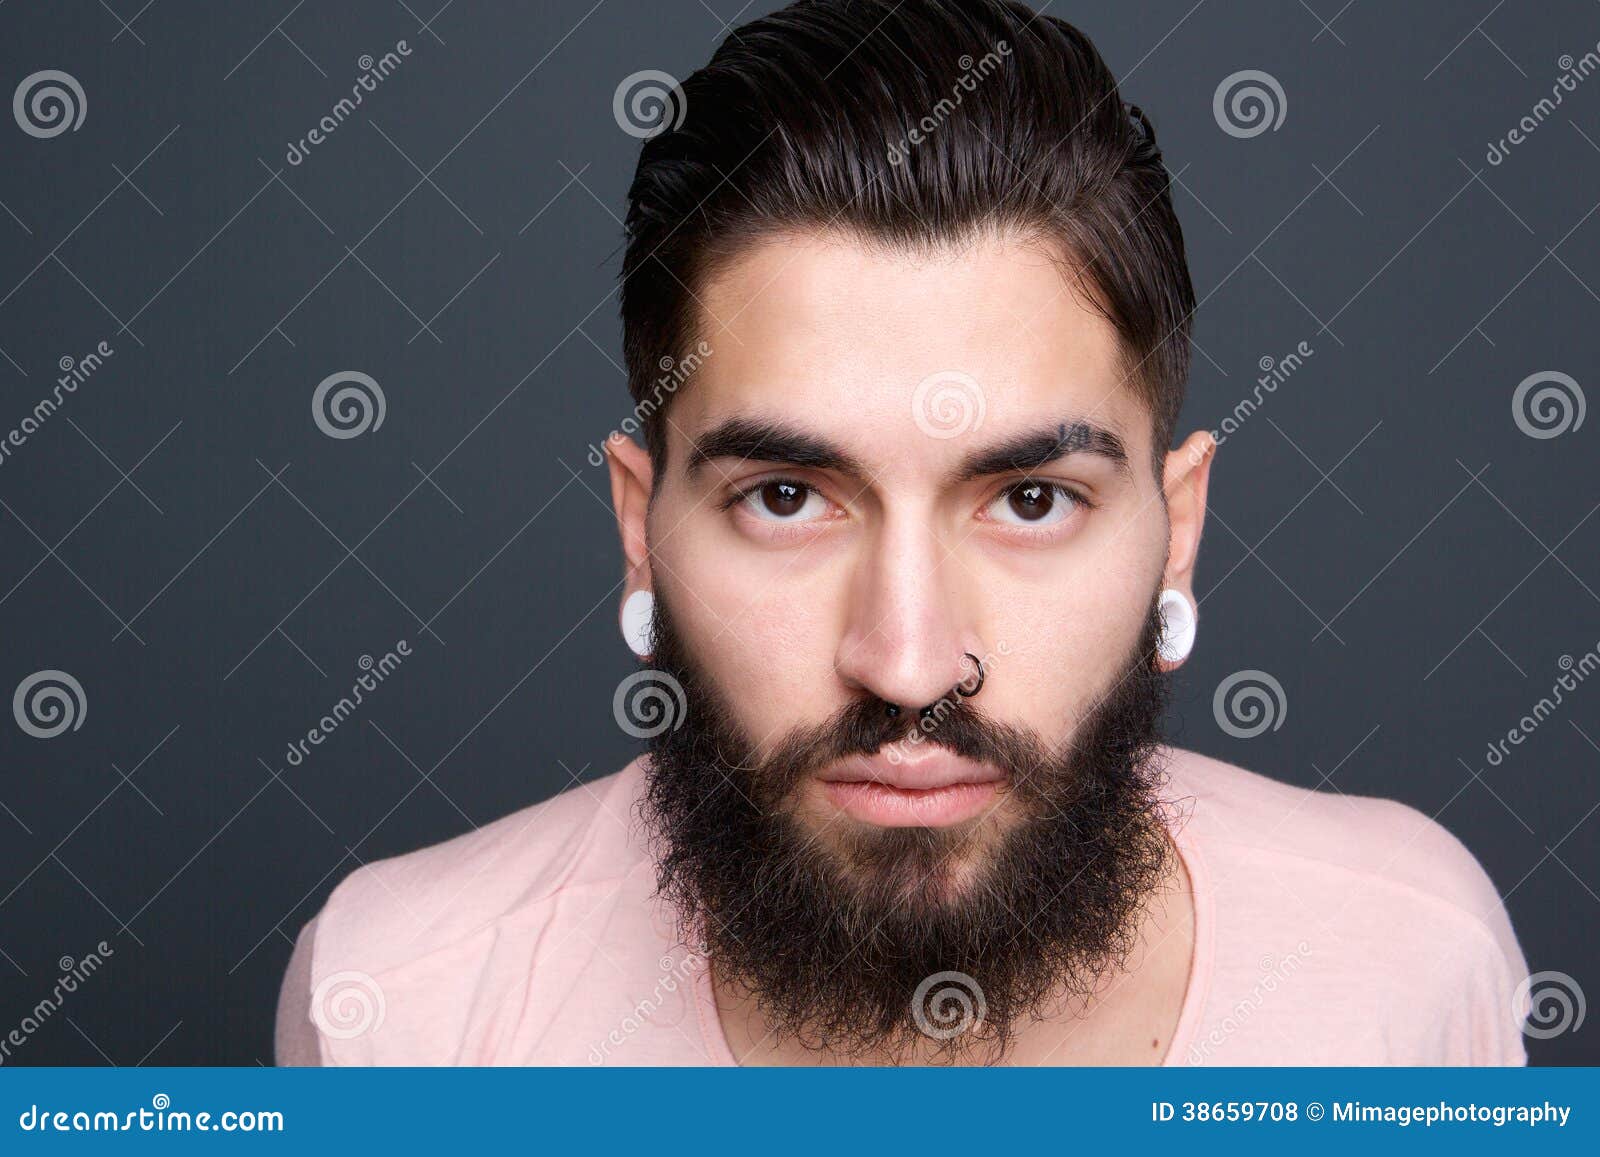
left=973, top=538, right=1161, bottom=743
left=654, top=527, right=845, bottom=742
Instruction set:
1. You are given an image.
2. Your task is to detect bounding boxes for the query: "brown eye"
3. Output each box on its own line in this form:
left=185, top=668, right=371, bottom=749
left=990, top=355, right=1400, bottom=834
left=738, top=479, right=826, bottom=524
left=988, top=479, right=1080, bottom=528
left=1007, top=481, right=1054, bottom=521
left=761, top=480, right=808, bottom=517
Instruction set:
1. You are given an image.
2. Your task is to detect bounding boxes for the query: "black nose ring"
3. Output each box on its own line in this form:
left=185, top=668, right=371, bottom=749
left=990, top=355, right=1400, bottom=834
left=884, top=654, right=985, bottom=717
left=956, top=652, right=985, bottom=698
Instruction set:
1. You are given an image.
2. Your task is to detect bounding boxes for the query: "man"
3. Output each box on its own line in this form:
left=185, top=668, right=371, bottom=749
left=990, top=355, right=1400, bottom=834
left=276, top=0, right=1529, bottom=1065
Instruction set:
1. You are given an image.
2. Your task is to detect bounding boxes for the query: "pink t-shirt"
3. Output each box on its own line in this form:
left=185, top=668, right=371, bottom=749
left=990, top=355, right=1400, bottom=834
left=275, top=746, right=1530, bottom=1065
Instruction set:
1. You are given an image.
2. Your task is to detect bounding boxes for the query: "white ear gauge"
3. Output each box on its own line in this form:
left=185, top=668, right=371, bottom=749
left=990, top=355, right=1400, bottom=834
left=1156, top=588, right=1197, bottom=664
left=620, top=589, right=656, bottom=658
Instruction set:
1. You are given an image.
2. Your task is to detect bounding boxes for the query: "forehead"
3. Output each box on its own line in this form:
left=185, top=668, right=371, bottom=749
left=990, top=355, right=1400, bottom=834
left=677, top=230, right=1152, bottom=472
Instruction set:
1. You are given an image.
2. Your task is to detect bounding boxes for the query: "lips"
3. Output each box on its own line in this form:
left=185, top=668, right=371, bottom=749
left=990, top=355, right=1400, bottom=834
left=816, top=750, right=1006, bottom=826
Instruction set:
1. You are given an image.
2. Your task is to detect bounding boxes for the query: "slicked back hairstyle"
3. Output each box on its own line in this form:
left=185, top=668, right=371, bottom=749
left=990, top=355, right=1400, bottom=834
left=620, top=0, right=1194, bottom=477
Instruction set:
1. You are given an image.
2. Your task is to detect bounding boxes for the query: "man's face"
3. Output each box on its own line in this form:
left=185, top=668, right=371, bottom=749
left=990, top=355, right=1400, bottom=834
left=611, top=230, right=1210, bottom=1059
left=643, top=231, right=1172, bottom=863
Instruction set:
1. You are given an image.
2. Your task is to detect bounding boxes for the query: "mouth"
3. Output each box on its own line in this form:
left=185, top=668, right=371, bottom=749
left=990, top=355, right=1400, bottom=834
left=816, top=750, right=1007, bottom=827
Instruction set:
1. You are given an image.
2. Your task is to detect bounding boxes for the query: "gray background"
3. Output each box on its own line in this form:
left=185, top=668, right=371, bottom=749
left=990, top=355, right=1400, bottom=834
left=0, top=0, right=1595, bottom=1066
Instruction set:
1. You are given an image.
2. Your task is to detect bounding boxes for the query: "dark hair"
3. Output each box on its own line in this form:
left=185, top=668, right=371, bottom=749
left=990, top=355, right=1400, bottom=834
left=620, top=0, right=1194, bottom=476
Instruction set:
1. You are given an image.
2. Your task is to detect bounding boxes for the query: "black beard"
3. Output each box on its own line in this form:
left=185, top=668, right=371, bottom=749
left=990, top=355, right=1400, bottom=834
left=636, top=595, right=1175, bottom=1065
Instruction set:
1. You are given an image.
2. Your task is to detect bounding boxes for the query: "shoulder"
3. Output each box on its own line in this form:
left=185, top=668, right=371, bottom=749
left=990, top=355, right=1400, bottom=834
left=1163, top=745, right=1527, bottom=1005
left=300, top=759, right=651, bottom=982
left=1164, top=745, right=1511, bottom=925
left=1163, top=747, right=1531, bottom=1063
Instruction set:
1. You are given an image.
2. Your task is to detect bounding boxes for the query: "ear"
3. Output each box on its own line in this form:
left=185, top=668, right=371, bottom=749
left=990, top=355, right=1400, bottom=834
left=606, top=434, right=654, bottom=592
left=1162, top=429, right=1216, bottom=596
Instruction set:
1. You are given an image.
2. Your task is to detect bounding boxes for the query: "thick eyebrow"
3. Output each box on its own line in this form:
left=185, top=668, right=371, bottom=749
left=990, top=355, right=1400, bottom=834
left=953, top=419, right=1132, bottom=482
left=684, top=417, right=868, bottom=480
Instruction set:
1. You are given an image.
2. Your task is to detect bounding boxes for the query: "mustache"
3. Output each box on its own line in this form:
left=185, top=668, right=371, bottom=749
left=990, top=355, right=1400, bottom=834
left=753, top=693, right=1054, bottom=807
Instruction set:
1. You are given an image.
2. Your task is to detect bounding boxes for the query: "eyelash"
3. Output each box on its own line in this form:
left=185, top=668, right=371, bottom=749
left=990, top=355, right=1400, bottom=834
left=998, top=478, right=1092, bottom=507
left=719, top=476, right=809, bottom=514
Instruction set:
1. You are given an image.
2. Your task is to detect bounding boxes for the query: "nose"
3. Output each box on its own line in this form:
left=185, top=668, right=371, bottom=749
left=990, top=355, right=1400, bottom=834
left=832, top=514, right=975, bottom=712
